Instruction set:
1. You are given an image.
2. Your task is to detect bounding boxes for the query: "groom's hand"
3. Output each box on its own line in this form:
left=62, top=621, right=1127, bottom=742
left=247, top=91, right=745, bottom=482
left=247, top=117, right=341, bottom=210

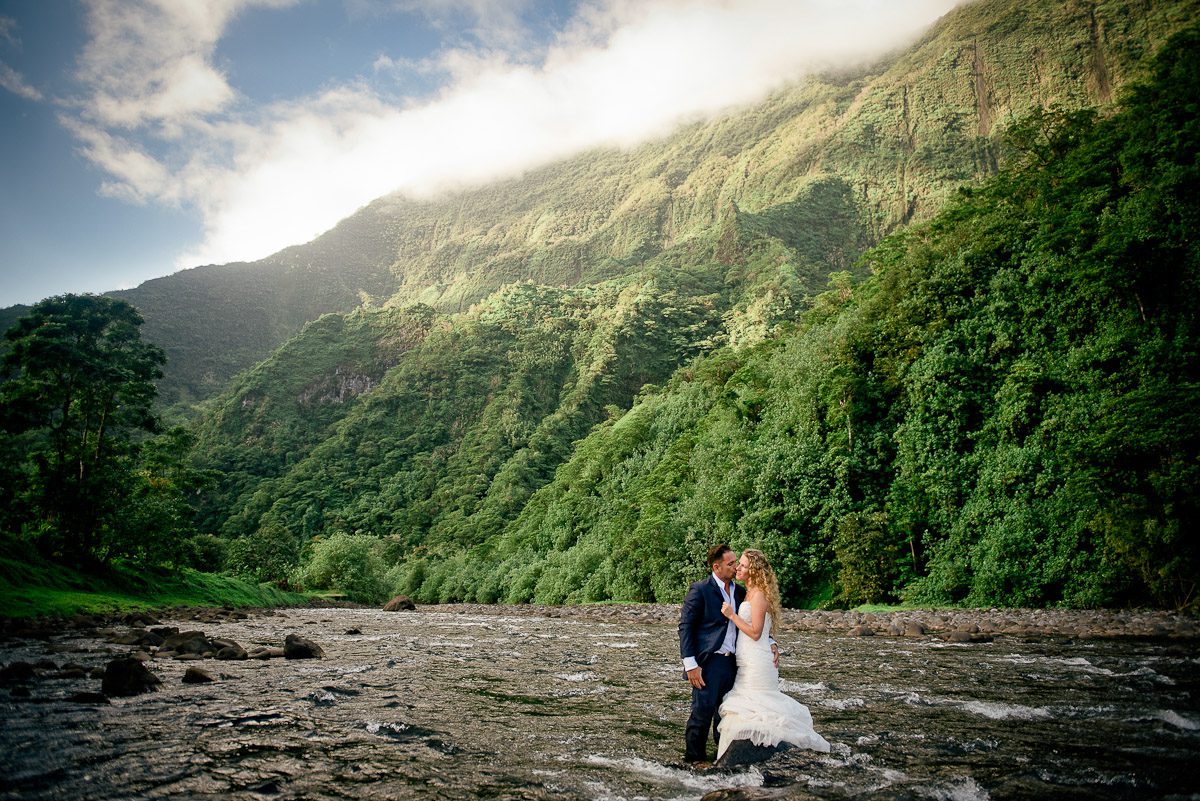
left=686, top=667, right=705, bottom=689
left=771, top=643, right=780, bottom=668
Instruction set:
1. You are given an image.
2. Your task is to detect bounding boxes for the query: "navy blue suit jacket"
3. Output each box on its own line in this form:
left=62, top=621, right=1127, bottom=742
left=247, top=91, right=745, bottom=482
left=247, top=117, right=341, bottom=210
left=679, top=576, right=746, bottom=672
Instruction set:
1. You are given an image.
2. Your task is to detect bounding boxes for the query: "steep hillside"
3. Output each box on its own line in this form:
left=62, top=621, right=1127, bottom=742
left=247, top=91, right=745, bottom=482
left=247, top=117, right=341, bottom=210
left=392, top=22, right=1200, bottom=609
left=192, top=2, right=1200, bottom=609
left=69, top=0, right=1195, bottom=409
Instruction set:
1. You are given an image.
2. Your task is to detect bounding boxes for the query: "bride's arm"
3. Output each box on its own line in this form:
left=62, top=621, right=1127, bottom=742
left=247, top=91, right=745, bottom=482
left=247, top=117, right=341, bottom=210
left=721, top=589, right=768, bottom=640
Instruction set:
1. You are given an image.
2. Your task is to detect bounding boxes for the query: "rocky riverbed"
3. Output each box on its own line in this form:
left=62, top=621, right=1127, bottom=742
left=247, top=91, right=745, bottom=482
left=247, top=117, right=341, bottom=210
left=424, top=603, right=1200, bottom=640
left=1, top=603, right=1198, bottom=800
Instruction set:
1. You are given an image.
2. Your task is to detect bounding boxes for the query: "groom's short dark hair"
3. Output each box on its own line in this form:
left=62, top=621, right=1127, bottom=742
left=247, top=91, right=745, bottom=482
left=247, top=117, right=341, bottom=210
left=707, top=544, right=733, bottom=568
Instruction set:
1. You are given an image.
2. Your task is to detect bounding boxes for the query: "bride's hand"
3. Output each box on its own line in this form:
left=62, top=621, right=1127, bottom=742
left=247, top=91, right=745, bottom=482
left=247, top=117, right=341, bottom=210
left=721, top=601, right=734, bottom=619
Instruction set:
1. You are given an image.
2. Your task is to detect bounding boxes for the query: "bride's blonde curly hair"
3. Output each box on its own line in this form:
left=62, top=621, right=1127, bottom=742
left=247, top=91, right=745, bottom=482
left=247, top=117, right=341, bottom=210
left=741, top=549, right=783, bottom=628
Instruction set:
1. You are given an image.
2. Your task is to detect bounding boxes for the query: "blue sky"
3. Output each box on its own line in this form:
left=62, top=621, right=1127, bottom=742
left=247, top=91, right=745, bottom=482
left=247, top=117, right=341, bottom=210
left=0, top=0, right=960, bottom=308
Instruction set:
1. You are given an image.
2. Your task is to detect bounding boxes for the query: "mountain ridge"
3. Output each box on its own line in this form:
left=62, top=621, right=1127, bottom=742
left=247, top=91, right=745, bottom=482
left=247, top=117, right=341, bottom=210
left=11, top=0, right=1183, bottom=410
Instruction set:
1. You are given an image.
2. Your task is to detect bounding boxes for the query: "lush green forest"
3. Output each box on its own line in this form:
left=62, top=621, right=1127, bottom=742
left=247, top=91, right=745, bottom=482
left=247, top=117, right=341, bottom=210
left=385, top=27, right=1199, bottom=610
left=2, top=0, right=1197, bottom=614
left=189, top=22, right=1199, bottom=610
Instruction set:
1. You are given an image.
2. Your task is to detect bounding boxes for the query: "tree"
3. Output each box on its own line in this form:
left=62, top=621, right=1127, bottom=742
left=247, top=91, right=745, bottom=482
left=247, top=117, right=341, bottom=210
left=1, top=294, right=166, bottom=565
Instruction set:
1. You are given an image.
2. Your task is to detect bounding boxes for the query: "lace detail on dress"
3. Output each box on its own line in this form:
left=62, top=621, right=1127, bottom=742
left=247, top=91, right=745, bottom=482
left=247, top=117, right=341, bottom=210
left=715, top=601, right=831, bottom=759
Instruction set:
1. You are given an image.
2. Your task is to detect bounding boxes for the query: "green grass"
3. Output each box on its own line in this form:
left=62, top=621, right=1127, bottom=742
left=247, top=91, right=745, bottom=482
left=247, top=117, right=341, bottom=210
left=0, top=555, right=311, bottom=619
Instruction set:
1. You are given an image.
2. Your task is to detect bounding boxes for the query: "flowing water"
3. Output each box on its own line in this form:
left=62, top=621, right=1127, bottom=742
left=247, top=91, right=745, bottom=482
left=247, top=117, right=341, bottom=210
left=2, top=606, right=1198, bottom=800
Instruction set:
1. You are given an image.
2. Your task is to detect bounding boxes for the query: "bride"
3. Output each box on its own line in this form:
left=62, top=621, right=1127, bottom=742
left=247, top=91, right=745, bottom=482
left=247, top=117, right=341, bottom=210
left=716, top=549, right=831, bottom=762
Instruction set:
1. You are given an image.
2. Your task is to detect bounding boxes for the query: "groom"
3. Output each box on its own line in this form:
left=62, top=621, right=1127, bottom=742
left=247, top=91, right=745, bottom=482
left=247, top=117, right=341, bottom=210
left=678, top=543, right=743, bottom=764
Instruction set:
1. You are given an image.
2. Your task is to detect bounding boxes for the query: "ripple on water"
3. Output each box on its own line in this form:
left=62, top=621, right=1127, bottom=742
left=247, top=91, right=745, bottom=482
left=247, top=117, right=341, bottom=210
left=584, top=754, right=765, bottom=795
left=1132, top=710, right=1200, bottom=731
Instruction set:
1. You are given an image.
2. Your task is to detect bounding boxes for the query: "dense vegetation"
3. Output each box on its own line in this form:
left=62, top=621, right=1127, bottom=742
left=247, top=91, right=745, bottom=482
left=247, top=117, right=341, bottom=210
left=2, top=0, right=1196, bottom=614
left=430, top=31, right=1200, bottom=610
left=191, top=22, right=1199, bottom=610
left=0, top=296, right=213, bottom=568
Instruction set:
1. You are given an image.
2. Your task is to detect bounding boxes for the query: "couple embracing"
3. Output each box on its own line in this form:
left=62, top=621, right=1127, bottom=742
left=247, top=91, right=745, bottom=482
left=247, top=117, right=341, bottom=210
left=678, top=544, right=831, bottom=765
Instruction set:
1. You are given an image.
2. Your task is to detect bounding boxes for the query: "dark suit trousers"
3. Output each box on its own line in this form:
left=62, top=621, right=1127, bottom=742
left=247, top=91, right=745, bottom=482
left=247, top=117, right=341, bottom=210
left=684, top=652, right=737, bottom=761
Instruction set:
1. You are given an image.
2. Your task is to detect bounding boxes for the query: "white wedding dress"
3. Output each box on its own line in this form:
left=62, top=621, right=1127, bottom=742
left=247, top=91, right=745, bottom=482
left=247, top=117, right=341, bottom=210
left=716, top=602, right=831, bottom=761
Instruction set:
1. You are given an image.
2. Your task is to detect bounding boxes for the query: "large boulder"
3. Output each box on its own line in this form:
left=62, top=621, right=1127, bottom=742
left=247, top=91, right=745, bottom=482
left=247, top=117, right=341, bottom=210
left=160, top=631, right=217, bottom=656
left=284, top=634, right=325, bottom=659
left=215, top=644, right=248, bottom=660
left=101, top=658, right=162, bottom=697
left=383, top=595, right=417, bottom=611
left=182, top=667, right=216, bottom=684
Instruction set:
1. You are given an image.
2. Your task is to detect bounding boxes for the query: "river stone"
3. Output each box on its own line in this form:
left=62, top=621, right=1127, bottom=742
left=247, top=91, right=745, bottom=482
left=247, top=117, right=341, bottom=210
left=284, top=634, right=325, bottom=659
left=248, top=646, right=286, bottom=660
left=383, top=595, right=417, bottom=611
left=101, top=657, right=162, bottom=696
left=182, top=667, right=216, bottom=684
left=123, top=611, right=162, bottom=627
left=66, top=691, right=110, bottom=704
left=161, top=631, right=216, bottom=656
left=848, top=625, right=875, bottom=636
left=215, top=644, right=248, bottom=660
left=0, top=661, right=36, bottom=683
left=715, top=739, right=791, bottom=767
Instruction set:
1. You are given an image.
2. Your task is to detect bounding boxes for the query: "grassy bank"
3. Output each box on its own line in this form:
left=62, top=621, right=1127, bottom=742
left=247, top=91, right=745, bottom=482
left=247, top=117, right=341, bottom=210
left=0, top=555, right=311, bottom=619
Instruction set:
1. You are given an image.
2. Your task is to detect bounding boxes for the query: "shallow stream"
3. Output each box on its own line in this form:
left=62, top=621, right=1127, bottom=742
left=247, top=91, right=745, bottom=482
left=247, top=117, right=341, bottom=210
left=2, top=607, right=1198, bottom=800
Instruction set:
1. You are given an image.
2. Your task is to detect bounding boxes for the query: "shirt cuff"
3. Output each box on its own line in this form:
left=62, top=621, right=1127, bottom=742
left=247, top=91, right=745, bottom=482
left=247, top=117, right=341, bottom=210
left=682, top=656, right=699, bottom=672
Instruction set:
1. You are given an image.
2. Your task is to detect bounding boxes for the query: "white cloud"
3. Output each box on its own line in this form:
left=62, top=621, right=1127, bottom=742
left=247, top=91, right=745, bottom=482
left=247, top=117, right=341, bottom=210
left=68, top=0, right=964, bottom=271
left=76, top=0, right=299, bottom=129
left=0, top=61, right=43, bottom=101
left=0, top=15, right=18, bottom=46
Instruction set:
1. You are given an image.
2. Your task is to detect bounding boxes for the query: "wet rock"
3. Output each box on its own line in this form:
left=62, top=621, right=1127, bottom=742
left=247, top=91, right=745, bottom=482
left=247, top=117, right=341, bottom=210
left=160, top=631, right=217, bottom=656
left=284, top=634, right=325, bottom=659
left=945, top=631, right=994, bottom=644
left=383, top=595, right=417, bottom=612
left=182, top=667, right=216, bottom=684
left=109, top=630, right=165, bottom=647
left=101, top=657, right=162, bottom=696
left=0, top=661, right=36, bottom=683
left=57, top=666, right=89, bottom=680
left=345, top=628, right=362, bottom=635
left=248, top=646, right=286, bottom=660
left=123, top=611, right=161, bottom=627
left=66, top=691, right=110, bottom=705
left=715, top=739, right=792, bottom=767
left=848, top=625, right=875, bottom=637
left=215, top=644, right=248, bottom=660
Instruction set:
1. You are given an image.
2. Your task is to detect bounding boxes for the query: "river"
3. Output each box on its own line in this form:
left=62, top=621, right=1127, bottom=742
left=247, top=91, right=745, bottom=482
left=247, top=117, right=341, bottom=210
left=1, top=605, right=1198, bottom=800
